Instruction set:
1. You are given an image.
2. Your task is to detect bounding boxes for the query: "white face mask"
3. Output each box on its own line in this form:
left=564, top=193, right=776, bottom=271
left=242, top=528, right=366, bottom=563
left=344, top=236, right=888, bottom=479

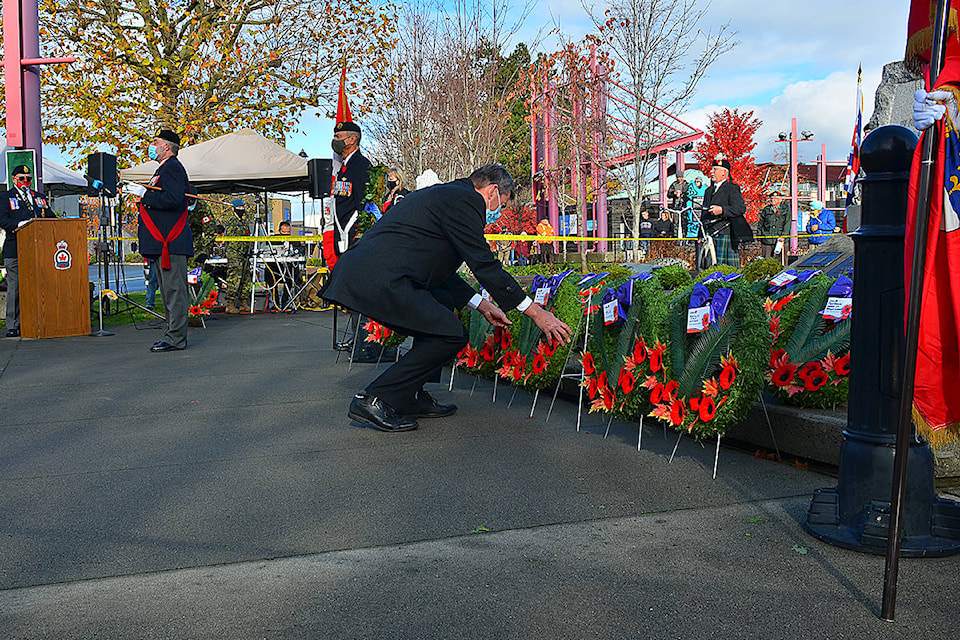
left=485, top=189, right=502, bottom=224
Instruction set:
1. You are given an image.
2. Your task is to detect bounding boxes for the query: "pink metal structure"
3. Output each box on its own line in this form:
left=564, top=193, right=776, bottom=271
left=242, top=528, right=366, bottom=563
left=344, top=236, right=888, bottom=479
left=530, top=44, right=702, bottom=252
left=3, top=0, right=74, bottom=188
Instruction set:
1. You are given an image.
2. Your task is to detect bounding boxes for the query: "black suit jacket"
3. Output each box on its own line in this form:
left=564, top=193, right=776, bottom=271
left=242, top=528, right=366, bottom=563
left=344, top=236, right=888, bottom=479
left=137, top=156, right=193, bottom=257
left=0, top=186, right=56, bottom=259
left=332, top=150, right=371, bottom=255
left=322, top=178, right=526, bottom=337
left=702, top=180, right=754, bottom=248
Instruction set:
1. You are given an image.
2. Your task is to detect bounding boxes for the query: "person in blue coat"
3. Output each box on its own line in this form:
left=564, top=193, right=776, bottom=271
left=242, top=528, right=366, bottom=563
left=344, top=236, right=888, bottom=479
left=127, top=129, right=193, bottom=352
left=805, top=200, right=836, bottom=245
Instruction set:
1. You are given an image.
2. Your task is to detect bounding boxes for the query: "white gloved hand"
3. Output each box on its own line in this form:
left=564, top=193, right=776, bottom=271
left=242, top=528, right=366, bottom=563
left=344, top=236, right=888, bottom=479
left=16, top=220, right=29, bottom=228
left=914, top=89, right=946, bottom=130
left=927, top=89, right=959, bottom=123
left=125, top=183, right=147, bottom=198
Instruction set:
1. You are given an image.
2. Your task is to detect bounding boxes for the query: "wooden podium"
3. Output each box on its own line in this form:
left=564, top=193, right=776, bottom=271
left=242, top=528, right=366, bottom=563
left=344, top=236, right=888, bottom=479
left=17, top=218, right=90, bottom=338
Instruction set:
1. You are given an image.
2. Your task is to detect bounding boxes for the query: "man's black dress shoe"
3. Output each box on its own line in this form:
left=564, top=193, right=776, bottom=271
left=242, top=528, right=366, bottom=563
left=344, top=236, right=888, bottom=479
left=405, top=390, right=457, bottom=419
left=348, top=393, right=418, bottom=432
left=5, top=328, right=19, bottom=338
left=150, top=341, right=185, bottom=352
left=335, top=339, right=354, bottom=352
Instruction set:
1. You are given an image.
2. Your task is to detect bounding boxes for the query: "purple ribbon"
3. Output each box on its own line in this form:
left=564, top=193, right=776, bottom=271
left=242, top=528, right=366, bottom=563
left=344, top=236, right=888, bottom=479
left=532, top=269, right=576, bottom=300
left=827, top=275, right=852, bottom=297
left=630, top=272, right=654, bottom=282
left=710, top=288, right=734, bottom=324
left=602, top=280, right=634, bottom=325
left=797, top=269, right=822, bottom=283
left=724, top=273, right=741, bottom=282
left=700, top=272, right=724, bottom=283
left=689, top=283, right=711, bottom=309
left=690, top=283, right=733, bottom=326
left=578, top=272, right=608, bottom=286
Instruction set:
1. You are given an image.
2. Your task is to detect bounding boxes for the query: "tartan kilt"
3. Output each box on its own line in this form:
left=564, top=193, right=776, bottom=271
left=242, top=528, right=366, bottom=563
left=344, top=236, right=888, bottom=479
left=714, top=233, right=741, bottom=267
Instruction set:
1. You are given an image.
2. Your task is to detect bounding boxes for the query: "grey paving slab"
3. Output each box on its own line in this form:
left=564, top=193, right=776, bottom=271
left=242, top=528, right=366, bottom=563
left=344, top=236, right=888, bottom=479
left=0, top=313, right=951, bottom=638
left=0, top=498, right=956, bottom=639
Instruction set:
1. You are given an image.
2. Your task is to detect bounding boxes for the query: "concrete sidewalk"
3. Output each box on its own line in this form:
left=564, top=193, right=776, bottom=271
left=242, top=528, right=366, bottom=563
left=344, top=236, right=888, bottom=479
left=0, top=312, right=955, bottom=638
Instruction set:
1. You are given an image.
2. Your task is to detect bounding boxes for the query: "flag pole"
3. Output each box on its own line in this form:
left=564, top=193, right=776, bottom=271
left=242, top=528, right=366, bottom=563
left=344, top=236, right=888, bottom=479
left=881, top=0, right=951, bottom=622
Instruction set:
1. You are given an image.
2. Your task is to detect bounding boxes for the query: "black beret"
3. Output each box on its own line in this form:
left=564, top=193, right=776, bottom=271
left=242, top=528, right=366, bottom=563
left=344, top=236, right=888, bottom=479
left=157, top=129, right=181, bottom=146
left=711, top=156, right=731, bottom=172
left=10, top=165, right=31, bottom=176
left=335, top=121, right=361, bottom=134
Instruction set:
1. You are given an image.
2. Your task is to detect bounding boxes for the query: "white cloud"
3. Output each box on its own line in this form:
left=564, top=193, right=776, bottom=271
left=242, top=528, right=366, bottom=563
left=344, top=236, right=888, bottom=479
left=680, top=69, right=881, bottom=164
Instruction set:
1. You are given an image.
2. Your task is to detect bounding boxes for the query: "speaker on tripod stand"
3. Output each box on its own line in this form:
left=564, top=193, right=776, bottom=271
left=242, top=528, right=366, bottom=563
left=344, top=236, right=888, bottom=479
left=87, top=152, right=118, bottom=197
left=308, top=159, right=332, bottom=199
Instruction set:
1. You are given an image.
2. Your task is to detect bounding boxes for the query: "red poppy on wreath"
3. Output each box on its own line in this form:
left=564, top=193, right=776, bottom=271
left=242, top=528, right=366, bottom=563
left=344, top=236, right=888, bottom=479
left=835, top=353, right=850, bottom=377
left=698, top=395, right=717, bottom=422
left=718, top=365, right=736, bottom=390
left=769, top=363, right=798, bottom=387
left=539, top=340, right=557, bottom=358
left=670, top=399, right=685, bottom=426
left=479, top=343, right=496, bottom=362
left=648, top=347, right=663, bottom=373
left=663, top=380, right=679, bottom=402
left=511, top=360, right=525, bottom=381
left=618, top=368, right=635, bottom=394
left=457, top=345, right=479, bottom=369
left=532, top=353, right=547, bottom=375
left=650, top=382, right=665, bottom=405
left=797, top=361, right=823, bottom=382
left=585, top=375, right=599, bottom=399
left=633, top=340, right=647, bottom=365
left=582, top=351, right=596, bottom=376
left=804, top=369, right=829, bottom=391
left=188, top=305, right=201, bottom=316
left=769, top=349, right=788, bottom=369
left=207, top=289, right=218, bottom=302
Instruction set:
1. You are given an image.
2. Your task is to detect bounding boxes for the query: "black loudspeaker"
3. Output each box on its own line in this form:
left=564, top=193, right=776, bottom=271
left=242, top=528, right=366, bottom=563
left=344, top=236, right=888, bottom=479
left=307, top=158, right=332, bottom=199
left=87, top=152, right=118, bottom=195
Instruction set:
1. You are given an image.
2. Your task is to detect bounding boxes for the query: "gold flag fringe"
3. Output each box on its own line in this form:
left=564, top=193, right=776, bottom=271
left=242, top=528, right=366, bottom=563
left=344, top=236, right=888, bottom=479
left=913, top=404, right=960, bottom=447
left=905, top=9, right=960, bottom=75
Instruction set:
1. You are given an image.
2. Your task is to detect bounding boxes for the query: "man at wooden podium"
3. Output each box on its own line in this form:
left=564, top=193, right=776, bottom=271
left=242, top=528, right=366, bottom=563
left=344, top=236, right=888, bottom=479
left=0, top=164, right=56, bottom=337
left=125, top=130, right=193, bottom=352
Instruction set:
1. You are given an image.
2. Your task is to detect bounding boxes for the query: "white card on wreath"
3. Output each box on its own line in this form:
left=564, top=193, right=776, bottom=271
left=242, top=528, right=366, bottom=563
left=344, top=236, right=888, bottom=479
left=481, top=289, right=492, bottom=302
left=769, top=272, right=797, bottom=287
left=603, top=299, right=618, bottom=325
left=686, top=305, right=710, bottom=333
left=821, top=296, right=852, bottom=320
left=534, top=287, right=550, bottom=305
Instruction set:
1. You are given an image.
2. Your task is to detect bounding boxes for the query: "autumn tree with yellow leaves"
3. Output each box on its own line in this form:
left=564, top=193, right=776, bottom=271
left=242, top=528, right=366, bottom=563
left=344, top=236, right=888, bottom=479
left=36, top=0, right=398, bottom=164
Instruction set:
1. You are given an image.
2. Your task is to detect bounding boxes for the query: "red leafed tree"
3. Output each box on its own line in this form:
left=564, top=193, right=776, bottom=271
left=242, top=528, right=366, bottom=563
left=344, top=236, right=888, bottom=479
left=695, top=108, right=765, bottom=223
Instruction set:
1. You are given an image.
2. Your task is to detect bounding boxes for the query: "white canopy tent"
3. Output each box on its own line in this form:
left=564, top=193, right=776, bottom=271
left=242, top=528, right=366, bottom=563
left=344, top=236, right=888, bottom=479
left=121, top=128, right=310, bottom=193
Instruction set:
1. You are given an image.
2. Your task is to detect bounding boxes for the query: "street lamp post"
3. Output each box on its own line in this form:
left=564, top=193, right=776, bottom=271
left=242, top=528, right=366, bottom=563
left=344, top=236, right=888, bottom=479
left=776, top=118, right=814, bottom=255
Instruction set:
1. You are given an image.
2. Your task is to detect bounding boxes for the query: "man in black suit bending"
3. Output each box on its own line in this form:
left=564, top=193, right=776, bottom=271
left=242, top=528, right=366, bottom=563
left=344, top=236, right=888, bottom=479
left=323, top=164, right=572, bottom=432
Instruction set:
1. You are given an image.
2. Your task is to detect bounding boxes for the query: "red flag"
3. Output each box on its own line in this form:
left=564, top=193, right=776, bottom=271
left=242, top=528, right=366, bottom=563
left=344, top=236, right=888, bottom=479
left=906, top=0, right=960, bottom=75
left=336, top=65, right=353, bottom=124
left=905, top=103, right=960, bottom=445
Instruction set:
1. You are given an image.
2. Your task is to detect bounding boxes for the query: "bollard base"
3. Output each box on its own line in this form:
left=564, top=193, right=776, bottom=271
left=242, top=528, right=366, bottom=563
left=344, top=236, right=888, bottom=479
left=805, top=488, right=960, bottom=557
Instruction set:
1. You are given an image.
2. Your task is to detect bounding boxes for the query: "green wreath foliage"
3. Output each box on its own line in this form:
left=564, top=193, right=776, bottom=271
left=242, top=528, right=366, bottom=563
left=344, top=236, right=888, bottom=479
left=742, top=257, right=784, bottom=283
left=653, top=264, right=693, bottom=291
left=660, top=279, right=770, bottom=439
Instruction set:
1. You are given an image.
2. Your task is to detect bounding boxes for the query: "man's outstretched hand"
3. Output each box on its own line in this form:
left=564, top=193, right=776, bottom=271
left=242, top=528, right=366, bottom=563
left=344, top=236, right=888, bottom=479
left=477, top=298, right=512, bottom=328
left=524, top=303, right=573, bottom=345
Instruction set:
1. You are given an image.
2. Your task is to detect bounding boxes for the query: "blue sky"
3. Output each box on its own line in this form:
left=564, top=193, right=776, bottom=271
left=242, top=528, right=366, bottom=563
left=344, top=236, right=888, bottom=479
left=289, top=0, right=912, bottom=166
left=38, top=0, right=912, bottom=171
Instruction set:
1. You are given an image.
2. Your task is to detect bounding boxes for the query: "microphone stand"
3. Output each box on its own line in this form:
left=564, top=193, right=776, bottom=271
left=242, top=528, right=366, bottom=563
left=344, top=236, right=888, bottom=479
left=91, top=185, right=114, bottom=336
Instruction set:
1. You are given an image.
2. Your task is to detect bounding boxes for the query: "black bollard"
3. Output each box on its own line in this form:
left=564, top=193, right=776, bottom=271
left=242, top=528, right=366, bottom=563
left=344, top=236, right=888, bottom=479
left=805, top=125, right=960, bottom=557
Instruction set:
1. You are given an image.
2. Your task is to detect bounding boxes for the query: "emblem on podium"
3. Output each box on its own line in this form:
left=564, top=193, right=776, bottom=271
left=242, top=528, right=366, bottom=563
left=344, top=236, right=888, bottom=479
left=54, top=240, right=72, bottom=270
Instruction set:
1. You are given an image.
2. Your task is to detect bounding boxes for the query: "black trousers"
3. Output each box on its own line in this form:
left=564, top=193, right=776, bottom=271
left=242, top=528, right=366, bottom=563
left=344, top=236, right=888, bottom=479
left=364, top=287, right=467, bottom=412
